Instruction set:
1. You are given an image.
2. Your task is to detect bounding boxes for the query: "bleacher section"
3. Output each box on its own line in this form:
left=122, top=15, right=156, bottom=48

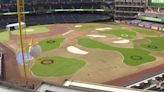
left=0, top=12, right=111, bottom=28
left=127, top=73, right=164, bottom=92
left=126, top=20, right=164, bottom=32
left=125, top=12, right=164, bottom=32
left=0, top=0, right=114, bottom=28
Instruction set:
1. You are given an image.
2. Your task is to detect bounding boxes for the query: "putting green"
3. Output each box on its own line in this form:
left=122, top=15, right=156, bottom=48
left=12, top=26, right=50, bottom=35
left=142, top=37, right=164, bottom=51
left=100, top=30, right=136, bottom=39
left=78, top=38, right=155, bottom=66
left=31, top=56, right=86, bottom=77
left=39, top=37, right=64, bottom=52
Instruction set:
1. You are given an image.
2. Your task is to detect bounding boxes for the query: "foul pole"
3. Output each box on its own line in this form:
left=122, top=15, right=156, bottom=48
left=17, top=0, right=28, bottom=87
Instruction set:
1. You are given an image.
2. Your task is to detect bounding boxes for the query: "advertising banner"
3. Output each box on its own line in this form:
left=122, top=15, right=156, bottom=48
left=148, top=0, right=164, bottom=6
left=138, top=16, right=164, bottom=23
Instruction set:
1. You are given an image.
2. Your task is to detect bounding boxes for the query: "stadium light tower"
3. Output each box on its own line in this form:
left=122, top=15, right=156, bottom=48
left=16, top=0, right=28, bottom=87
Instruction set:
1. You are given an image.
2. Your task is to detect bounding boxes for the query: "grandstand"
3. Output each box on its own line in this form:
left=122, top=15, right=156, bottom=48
left=0, top=0, right=114, bottom=28
left=127, top=0, right=164, bottom=32
left=114, top=0, right=147, bottom=20
left=0, top=0, right=164, bottom=92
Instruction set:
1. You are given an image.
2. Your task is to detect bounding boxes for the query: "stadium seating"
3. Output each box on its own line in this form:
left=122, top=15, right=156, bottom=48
left=127, top=18, right=164, bottom=32
left=0, top=12, right=111, bottom=28
left=130, top=74, right=164, bottom=92
left=0, top=0, right=113, bottom=28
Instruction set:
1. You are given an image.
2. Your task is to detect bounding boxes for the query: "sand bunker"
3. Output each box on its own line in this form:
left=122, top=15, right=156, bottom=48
left=112, top=39, right=130, bottom=44
left=62, top=30, right=74, bottom=36
left=87, top=34, right=106, bottom=38
left=75, top=25, right=82, bottom=28
left=96, top=27, right=112, bottom=31
left=67, top=46, right=88, bottom=55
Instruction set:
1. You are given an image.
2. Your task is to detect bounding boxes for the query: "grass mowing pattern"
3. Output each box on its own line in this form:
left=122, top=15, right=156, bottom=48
left=31, top=56, right=85, bottom=77
left=100, top=30, right=136, bottom=39
left=12, top=26, right=50, bottom=35
left=78, top=38, right=155, bottom=66
left=39, top=37, right=64, bottom=52
left=142, top=37, right=164, bottom=51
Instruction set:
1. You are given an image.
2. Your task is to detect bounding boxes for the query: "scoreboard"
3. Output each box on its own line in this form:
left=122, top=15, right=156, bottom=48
left=148, top=0, right=164, bottom=6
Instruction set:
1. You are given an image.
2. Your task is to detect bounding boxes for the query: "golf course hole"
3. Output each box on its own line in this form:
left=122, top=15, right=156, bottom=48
left=46, top=40, right=56, bottom=44
left=147, top=45, right=158, bottom=49
left=41, top=59, right=54, bottom=65
left=130, top=55, right=143, bottom=60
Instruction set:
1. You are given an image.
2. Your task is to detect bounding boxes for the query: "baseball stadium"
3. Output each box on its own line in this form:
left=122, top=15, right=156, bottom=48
left=0, top=0, right=164, bottom=92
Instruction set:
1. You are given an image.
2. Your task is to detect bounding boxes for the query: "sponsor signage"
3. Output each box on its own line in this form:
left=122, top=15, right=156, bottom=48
left=138, top=16, right=164, bottom=23
left=148, top=0, right=164, bottom=6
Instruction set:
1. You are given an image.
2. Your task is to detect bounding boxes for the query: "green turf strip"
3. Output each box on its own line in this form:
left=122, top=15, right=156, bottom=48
left=78, top=38, right=155, bottom=66
left=142, top=37, right=164, bottom=51
left=0, top=31, right=9, bottom=41
left=133, top=29, right=160, bottom=35
left=77, top=23, right=127, bottom=31
left=100, top=30, right=136, bottom=39
left=31, top=56, right=85, bottom=77
left=39, top=37, right=64, bottom=52
left=12, top=26, right=50, bottom=35
left=78, top=24, right=108, bottom=31
left=109, top=23, right=127, bottom=27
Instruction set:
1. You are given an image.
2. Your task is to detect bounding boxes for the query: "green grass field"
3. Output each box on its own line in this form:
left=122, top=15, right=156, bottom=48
left=133, top=28, right=160, bottom=35
left=77, top=23, right=127, bottom=31
left=100, top=29, right=137, bottom=39
left=0, top=25, right=49, bottom=41
left=0, top=31, right=9, bottom=41
left=142, top=37, right=164, bottom=51
left=12, top=26, right=50, bottom=35
left=31, top=56, right=86, bottom=77
left=78, top=38, right=155, bottom=66
left=77, top=23, right=109, bottom=31
left=39, top=37, right=64, bottom=52
left=1, top=23, right=162, bottom=77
